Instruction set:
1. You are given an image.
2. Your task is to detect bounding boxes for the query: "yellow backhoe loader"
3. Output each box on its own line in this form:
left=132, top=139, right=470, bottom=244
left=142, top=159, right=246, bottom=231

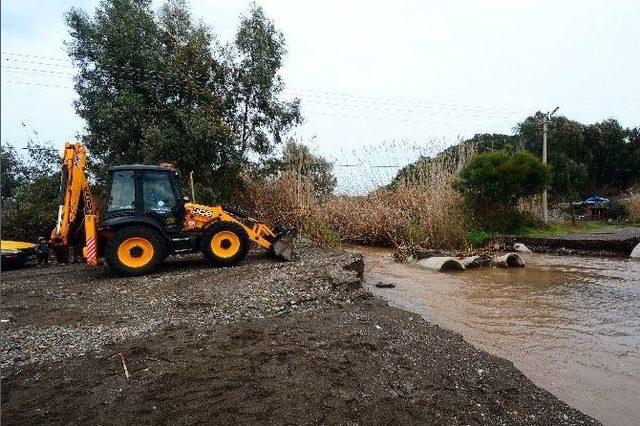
left=50, top=142, right=296, bottom=276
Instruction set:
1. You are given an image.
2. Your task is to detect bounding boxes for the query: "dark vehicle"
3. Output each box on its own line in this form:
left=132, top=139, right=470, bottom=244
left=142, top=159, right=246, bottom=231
left=1, top=240, right=37, bottom=269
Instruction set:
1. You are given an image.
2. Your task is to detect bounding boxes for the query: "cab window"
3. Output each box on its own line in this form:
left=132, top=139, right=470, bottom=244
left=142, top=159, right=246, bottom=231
left=107, top=171, right=135, bottom=212
left=142, top=172, right=176, bottom=214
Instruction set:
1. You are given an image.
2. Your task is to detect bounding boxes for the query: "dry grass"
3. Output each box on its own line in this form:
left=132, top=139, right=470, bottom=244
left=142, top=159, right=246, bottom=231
left=241, top=171, right=316, bottom=230
left=240, top=141, right=474, bottom=249
left=319, top=186, right=468, bottom=248
left=624, top=189, right=640, bottom=222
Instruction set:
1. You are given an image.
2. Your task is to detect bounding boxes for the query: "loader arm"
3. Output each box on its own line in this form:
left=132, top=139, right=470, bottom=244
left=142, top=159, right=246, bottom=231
left=50, top=142, right=100, bottom=266
left=183, top=203, right=297, bottom=261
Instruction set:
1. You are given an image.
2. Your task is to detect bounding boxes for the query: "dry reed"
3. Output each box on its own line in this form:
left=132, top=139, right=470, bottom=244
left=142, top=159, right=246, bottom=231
left=624, top=189, right=640, bottom=222
left=240, top=140, right=476, bottom=249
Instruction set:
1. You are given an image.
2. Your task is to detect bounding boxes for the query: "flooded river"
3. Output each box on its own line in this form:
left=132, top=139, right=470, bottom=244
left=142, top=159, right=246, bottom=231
left=356, top=247, right=640, bottom=425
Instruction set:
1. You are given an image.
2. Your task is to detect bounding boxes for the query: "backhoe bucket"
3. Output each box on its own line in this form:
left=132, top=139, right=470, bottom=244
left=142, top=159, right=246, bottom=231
left=271, top=227, right=298, bottom=261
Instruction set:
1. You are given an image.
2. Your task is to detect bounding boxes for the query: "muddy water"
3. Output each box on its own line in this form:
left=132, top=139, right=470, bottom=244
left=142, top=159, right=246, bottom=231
left=355, top=247, right=640, bottom=425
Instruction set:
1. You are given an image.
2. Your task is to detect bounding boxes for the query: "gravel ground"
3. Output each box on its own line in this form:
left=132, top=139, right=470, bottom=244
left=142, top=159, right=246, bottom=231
left=1, top=241, right=597, bottom=425
left=1, top=239, right=364, bottom=369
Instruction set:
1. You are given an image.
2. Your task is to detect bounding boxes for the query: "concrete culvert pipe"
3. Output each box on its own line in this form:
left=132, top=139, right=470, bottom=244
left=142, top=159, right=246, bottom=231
left=513, top=243, right=532, bottom=252
left=460, top=256, right=481, bottom=268
left=631, top=243, right=640, bottom=258
left=418, top=257, right=465, bottom=272
left=491, top=253, right=525, bottom=268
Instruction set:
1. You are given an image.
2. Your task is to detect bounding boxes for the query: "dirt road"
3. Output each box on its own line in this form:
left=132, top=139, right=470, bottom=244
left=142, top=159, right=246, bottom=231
left=1, top=242, right=597, bottom=425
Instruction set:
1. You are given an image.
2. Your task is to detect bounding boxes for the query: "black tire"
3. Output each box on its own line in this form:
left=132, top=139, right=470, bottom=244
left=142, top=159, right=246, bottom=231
left=105, top=226, right=167, bottom=276
left=201, top=221, right=250, bottom=267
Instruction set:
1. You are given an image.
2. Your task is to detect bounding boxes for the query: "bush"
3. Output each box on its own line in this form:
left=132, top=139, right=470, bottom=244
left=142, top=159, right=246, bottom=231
left=607, top=199, right=628, bottom=220
left=623, top=190, right=640, bottom=222
left=240, top=172, right=471, bottom=249
left=466, top=230, right=495, bottom=247
left=455, top=150, right=551, bottom=231
left=320, top=186, right=469, bottom=248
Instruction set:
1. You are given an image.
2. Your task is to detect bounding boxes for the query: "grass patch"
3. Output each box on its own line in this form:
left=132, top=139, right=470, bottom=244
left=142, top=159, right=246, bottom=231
left=466, top=230, right=496, bottom=247
left=522, top=221, right=623, bottom=237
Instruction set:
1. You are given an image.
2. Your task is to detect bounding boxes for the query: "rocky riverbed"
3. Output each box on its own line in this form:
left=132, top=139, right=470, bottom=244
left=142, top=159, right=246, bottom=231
left=1, top=241, right=597, bottom=425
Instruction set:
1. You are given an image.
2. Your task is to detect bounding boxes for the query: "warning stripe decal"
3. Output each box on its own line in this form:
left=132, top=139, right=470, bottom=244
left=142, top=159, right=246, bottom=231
left=86, top=238, right=97, bottom=264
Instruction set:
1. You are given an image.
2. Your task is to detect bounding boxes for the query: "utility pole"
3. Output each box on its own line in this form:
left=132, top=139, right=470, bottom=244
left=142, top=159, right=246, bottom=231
left=541, top=107, right=559, bottom=226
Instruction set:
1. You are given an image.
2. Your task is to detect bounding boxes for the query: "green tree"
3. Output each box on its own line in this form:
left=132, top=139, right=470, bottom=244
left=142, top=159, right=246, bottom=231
left=396, top=114, right=639, bottom=198
left=273, top=140, right=337, bottom=198
left=455, top=150, right=551, bottom=230
left=518, top=114, right=638, bottom=196
left=1, top=145, right=22, bottom=202
left=392, top=133, right=519, bottom=187
left=226, top=4, right=302, bottom=162
left=1, top=143, right=60, bottom=241
left=66, top=0, right=300, bottom=200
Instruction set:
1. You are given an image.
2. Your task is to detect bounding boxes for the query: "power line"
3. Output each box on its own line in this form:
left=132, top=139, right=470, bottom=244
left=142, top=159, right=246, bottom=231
left=1, top=79, right=73, bottom=90
left=0, top=77, right=524, bottom=125
left=1, top=74, right=523, bottom=123
left=1, top=50, right=535, bottom=116
left=289, top=87, right=531, bottom=114
left=1, top=51, right=69, bottom=62
left=289, top=90, right=526, bottom=115
left=301, top=99, right=523, bottom=120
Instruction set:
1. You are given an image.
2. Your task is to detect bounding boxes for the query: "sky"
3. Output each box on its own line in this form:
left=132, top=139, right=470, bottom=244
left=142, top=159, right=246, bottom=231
left=2, top=0, right=639, bottom=192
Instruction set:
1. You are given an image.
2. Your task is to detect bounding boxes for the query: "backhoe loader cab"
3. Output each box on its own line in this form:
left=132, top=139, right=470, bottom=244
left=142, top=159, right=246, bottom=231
left=105, top=165, right=185, bottom=231
left=51, top=142, right=296, bottom=276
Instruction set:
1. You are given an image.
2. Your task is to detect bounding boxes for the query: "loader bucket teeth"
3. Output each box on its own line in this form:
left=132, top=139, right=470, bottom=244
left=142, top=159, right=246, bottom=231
left=271, top=228, right=298, bottom=261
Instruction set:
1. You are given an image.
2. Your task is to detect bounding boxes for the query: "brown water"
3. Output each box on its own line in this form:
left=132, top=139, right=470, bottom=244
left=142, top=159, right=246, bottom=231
left=355, top=247, right=640, bottom=426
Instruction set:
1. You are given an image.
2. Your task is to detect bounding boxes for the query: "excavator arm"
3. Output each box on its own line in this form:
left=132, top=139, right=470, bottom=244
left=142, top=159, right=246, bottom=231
left=50, top=142, right=100, bottom=266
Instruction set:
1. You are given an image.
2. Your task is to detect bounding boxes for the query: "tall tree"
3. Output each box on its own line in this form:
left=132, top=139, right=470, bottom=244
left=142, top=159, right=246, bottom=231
left=225, top=4, right=301, bottom=164
left=66, top=0, right=300, bottom=200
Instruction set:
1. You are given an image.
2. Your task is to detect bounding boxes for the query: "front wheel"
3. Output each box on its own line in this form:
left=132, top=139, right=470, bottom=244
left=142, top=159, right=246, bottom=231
left=201, top=221, right=250, bottom=267
left=105, top=226, right=167, bottom=276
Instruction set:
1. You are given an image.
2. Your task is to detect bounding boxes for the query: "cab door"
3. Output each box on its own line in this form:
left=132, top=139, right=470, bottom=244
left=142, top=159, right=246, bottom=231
left=139, top=170, right=183, bottom=236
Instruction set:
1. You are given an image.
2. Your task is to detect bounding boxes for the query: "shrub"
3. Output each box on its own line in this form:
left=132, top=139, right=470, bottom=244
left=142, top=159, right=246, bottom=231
left=455, top=150, right=551, bottom=231
left=607, top=199, right=628, bottom=220
left=623, top=190, right=640, bottom=222
left=240, top=170, right=471, bottom=249
left=466, top=230, right=495, bottom=247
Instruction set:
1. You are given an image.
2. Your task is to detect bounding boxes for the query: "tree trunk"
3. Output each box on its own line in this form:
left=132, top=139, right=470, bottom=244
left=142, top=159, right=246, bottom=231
left=240, top=96, right=250, bottom=155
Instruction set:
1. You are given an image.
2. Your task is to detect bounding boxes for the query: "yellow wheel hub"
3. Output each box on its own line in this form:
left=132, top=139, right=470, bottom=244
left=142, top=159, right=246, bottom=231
left=117, top=237, right=154, bottom=268
left=211, top=230, right=240, bottom=259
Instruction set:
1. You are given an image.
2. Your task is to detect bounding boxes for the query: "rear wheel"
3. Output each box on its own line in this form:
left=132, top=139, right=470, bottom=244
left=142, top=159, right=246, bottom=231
left=201, top=221, right=249, bottom=267
left=105, top=226, right=167, bottom=276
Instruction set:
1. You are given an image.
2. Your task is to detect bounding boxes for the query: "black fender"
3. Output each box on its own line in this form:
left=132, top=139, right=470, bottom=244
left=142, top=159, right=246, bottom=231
left=98, top=216, right=173, bottom=253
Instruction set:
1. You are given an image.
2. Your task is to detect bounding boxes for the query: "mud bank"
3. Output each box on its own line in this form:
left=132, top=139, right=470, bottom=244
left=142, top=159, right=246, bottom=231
left=1, top=242, right=596, bottom=425
left=494, top=227, right=640, bottom=257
